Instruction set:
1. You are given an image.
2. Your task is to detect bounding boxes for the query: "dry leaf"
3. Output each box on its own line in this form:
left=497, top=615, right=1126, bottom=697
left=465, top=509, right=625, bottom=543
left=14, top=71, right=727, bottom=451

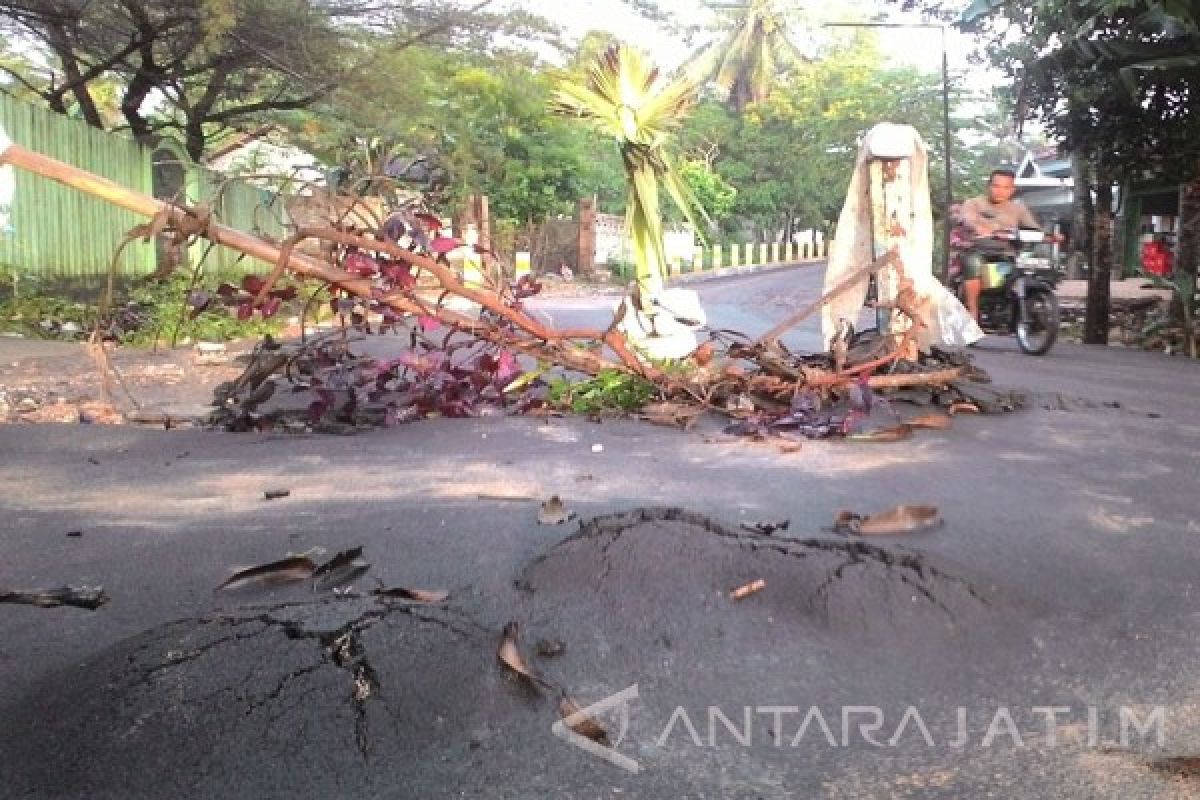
left=537, top=495, right=576, bottom=525
left=777, top=442, right=803, bottom=454
left=846, top=424, right=913, bottom=443
left=948, top=402, right=980, bottom=415
left=832, top=510, right=861, bottom=533
left=312, top=546, right=370, bottom=590
left=559, top=694, right=609, bottom=744
left=740, top=519, right=790, bottom=535
left=497, top=621, right=552, bottom=690
left=264, top=488, right=290, bottom=500
left=832, top=505, right=943, bottom=536
left=857, top=505, right=943, bottom=535
left=536, top=637, right=567, bottom=658
left=0, top=586, right=109, bottom=610
left=691, top=340, right=716, bottom=366
left=904, top=413, right=952, bottom=430
left=216, top=556, right=316, bottom=591
left=372, top=587, right=449, bottom=604
left=730, top=578, right=766, bottom=600
left=640, top=401, right=704, bottom=429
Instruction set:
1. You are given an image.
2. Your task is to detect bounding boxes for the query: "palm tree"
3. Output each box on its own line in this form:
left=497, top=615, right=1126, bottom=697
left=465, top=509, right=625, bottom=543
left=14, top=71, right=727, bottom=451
left=679, top=0, right=805, bottom=111
left=551, top=44, right=708, bottom=308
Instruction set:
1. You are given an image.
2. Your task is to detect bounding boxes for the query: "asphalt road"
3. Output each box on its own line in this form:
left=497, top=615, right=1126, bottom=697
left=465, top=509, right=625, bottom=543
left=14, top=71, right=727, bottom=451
left=3, top=265, right=1200, bottom=799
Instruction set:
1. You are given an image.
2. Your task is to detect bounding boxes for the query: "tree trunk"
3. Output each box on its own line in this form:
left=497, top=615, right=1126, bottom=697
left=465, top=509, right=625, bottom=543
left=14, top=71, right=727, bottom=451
left=1083, top=170, right=1113, bottom=344
left=1171, top=171, right=1200, bottom=356
left=1067, top=150, right=1093, bottom=281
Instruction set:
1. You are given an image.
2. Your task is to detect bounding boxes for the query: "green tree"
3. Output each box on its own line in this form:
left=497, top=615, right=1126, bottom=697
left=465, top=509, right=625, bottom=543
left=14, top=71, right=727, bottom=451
left=679, top=0, right=807, bottom=111
left=691, top=34, right=967, bottom=240
left=959, top=0, right=1200, bottom=344
left=0, top=0, right=555, bottom=159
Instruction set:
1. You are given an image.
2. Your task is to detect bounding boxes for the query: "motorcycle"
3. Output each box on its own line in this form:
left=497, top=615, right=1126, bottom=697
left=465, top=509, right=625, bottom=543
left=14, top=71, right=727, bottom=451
left=948, top=227, right=1062, bottom=356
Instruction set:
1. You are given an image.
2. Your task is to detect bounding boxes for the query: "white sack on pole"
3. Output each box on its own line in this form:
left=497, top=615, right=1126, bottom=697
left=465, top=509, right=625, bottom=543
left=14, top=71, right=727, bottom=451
left=820, top=122, right=982, bottom=351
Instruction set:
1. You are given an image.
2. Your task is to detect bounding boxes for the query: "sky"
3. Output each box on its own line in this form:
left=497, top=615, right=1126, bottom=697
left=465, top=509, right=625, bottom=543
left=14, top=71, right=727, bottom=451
left=520, top=0, right=993, bottom=90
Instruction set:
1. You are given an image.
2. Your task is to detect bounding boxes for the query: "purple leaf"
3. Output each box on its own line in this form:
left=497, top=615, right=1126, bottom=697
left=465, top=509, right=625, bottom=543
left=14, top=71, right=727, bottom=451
left=241, top=275, right=265, bottom=295
left=417, top=315, right=440, bottom=332
left=344, top=251, right=379, bottom=277
left=494, top=351, right=521, bottom=386
left=383, top=214, right=407, bottom=242
left=430, top=236, right=461, bottom=255
left=236, top=301, right=254, bottom=321
left=260, top=296, right=282, bottom=318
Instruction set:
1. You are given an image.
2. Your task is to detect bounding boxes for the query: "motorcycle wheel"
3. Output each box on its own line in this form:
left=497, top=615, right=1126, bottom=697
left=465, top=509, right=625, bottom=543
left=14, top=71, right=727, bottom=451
left=1016, top=290, right=1059, bottom=355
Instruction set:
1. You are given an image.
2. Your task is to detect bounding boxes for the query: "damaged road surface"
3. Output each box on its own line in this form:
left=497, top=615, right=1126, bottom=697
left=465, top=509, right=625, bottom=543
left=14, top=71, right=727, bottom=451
left=6, top=495, right=1200, bottom=799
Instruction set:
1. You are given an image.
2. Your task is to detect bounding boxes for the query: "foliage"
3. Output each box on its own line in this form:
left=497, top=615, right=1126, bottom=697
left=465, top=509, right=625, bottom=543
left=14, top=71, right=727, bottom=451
left=0, top=291, right=97, bottom=339
left=677, top=35, right=982, bottom=237
left=547, top=368, right=659, bottom=413
left=0, top=268, right=297, bottom=344
left=0, top=0, right=557, bottom=160
left=679, top=0, right=806, bottom=111
left=120, top=271, right=289, bottom=346
left=678, top=160, right=738, bottom=224
left=551, top=45, right=710, bottom=298
left=212, top=228, right=556, bottom=432
left=953, top=0, right=1200, bottom=341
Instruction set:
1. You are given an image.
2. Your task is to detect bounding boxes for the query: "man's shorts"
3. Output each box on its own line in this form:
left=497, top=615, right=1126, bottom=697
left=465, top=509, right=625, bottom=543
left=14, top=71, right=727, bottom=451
left=961, top=251, right=985, bottom=280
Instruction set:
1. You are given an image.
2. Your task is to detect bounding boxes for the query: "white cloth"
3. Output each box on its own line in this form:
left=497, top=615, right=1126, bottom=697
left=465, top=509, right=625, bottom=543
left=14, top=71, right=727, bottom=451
left=821, top=122, right=982, bottom=351
left=619, top=287, right=705, bottom=360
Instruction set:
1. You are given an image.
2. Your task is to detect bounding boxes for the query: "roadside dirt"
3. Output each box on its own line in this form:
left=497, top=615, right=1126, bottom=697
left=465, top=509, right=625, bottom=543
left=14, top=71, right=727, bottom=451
left=0, top=337, right=244, bottom=425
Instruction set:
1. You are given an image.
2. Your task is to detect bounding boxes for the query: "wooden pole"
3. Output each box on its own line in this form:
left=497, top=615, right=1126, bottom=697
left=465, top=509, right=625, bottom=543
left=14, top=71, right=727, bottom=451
left=0, top=137, right=651, bottom=377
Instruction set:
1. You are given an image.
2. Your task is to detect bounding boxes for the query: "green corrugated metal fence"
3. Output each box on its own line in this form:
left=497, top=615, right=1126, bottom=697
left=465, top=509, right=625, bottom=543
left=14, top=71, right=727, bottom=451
left=0, top=93, right=155, bottom=281
left=0, top=94, right=296, bottom=284
left=195, top=167, right=290, bottom=275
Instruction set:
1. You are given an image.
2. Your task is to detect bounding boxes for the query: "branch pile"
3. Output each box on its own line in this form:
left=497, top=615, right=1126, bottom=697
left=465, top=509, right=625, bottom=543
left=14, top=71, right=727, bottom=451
left=0, top=139, right=992, bottom=439
left=196, top=202, right=987, bottom=438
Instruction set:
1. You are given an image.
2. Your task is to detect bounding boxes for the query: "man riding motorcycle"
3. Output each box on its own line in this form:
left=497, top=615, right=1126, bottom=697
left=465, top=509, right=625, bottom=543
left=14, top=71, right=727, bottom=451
left=957, top=168, right=1058, bottom=323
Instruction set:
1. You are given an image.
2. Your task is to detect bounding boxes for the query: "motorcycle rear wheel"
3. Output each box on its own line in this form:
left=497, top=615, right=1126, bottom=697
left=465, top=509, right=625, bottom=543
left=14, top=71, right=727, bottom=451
left=1016, top=290, right=1059, bottom=355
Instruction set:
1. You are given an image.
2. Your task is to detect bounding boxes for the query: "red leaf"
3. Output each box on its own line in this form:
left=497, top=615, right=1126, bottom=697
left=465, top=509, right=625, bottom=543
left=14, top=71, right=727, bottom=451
left=271, top=285, right=298, bottom=301
left=260, top=297, right=282, bottom=318
left=343, top=251, right=379, bottom=276
left=430, top=236, right=461, bottom=255
left=236, top=301, right=254, bottom=320
left=307, top=399, right=330, bottom=423
left=216, top=282, right=238, bottom=298
left=241, top=275, right=265, bottom=295
left=382, top=263, right=416, bottom=288
left=415, top=213, right=443, bottom=232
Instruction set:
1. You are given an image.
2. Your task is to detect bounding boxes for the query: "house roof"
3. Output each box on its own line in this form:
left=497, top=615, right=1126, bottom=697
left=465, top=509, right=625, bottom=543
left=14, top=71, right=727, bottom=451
left=1015, top=149, right=1072, bottom=184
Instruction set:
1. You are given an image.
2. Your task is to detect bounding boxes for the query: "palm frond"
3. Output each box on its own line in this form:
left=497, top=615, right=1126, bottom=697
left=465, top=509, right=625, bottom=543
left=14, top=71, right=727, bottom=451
left=552, top=44, right=703, bottom=295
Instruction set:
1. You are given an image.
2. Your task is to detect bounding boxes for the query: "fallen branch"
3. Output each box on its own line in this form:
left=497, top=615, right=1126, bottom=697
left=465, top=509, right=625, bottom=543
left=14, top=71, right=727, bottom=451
left=1, top=138, right=981, bottom=438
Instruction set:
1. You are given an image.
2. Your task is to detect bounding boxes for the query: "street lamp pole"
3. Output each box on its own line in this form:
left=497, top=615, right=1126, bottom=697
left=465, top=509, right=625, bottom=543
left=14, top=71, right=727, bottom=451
left=824, top=22, right=954, bottom=279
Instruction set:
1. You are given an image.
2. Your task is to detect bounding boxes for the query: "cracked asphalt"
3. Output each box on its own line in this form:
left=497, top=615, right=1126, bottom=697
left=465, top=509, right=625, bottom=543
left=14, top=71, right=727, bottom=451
left=3, top=266, right=1200, bottom=798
